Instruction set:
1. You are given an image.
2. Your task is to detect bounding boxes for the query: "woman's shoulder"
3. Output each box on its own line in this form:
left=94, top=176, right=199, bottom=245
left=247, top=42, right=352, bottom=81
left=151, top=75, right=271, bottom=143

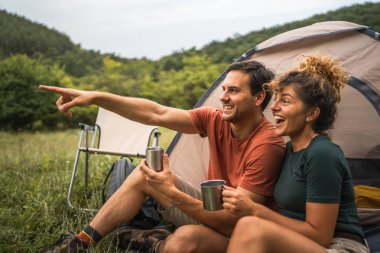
left=307, top=135, right=344, bottom=159
left=304, top=136, right=348, bottom=177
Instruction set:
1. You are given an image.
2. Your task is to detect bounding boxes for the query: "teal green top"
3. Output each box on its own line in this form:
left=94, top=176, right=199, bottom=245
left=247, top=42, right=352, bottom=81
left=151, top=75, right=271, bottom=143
left=274, top=135, right=364, bottom=238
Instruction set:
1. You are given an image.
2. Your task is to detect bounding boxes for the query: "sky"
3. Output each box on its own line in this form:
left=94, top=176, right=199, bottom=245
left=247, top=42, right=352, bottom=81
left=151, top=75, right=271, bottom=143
left=0, top=0, right=376, bottom=59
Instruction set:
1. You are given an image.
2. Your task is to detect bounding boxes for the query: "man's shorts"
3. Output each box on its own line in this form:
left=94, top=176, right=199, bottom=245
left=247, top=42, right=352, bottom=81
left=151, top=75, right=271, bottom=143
left=326, top=238, right=369, bottom=253
left=157, top=177, right=202, bottom=227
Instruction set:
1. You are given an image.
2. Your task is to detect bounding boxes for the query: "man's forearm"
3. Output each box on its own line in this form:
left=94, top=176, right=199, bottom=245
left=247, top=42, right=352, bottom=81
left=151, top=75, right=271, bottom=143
left=92, top=92, right=162, bottom=126
left=90, top=92, right=198, bottom=134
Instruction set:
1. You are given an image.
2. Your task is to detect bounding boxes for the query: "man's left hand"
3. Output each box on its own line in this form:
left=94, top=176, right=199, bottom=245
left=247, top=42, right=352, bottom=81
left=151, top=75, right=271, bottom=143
left=139, top=154, right=176, bottom=198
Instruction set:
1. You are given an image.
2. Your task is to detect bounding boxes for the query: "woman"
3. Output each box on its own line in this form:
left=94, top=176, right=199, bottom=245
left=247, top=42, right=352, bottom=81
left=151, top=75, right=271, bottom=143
left=223, top=56, right=369, bottom=253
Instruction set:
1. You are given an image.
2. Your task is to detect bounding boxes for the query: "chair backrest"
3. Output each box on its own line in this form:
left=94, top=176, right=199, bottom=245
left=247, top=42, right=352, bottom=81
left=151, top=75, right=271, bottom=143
left=95, top=107, right=157, bottom=157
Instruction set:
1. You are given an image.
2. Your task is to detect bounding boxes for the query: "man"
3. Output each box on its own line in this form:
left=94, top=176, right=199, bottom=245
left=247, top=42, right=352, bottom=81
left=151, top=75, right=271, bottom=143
left=40, top=60, right=285, bottom=253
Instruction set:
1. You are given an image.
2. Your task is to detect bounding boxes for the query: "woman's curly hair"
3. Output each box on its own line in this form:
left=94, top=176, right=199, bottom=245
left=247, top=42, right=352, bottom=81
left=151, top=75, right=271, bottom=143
left=268, top=55, right=348, bottom=135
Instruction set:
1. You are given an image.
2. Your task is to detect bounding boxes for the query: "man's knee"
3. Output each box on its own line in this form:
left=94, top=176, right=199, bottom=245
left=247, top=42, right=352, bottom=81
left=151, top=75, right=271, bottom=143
left=118, top=166, right=147, bottom=191
left=119, top=166, right=169, bottom=205
left=163, top=225, right=200, bottom=253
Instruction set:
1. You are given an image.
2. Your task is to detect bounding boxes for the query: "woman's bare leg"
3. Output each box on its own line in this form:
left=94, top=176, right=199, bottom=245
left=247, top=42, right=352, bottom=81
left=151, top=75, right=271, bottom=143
left=227, top=217, right=327, bottom=253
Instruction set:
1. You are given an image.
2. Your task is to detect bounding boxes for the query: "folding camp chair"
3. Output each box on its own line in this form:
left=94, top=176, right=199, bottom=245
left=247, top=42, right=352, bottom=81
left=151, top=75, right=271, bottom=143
left=67, top=107, right=160, bottom=208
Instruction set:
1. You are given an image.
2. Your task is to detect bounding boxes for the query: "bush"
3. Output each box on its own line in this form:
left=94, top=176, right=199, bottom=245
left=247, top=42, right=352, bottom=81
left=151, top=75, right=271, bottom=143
left=0, top=55, right=72, bottom=131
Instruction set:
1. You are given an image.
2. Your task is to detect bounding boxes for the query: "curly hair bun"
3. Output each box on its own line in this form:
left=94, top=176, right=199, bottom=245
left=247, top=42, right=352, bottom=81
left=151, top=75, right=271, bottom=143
left=298, top=55, right=348, bottom=103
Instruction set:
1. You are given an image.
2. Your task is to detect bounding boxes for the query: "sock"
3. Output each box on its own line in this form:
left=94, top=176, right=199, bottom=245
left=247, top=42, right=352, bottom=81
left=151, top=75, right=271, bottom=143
left=76, top=225, right=103, bottom=245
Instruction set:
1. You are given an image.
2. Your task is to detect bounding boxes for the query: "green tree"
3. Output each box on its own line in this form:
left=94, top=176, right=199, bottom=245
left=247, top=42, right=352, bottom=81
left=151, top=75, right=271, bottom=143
left=0, top=55, right=68, bottom=130
left=141, top=54, right=225, bottom=109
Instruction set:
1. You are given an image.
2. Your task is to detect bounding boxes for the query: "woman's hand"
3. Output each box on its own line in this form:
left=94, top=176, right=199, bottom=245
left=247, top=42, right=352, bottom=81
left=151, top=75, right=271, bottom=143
left=222, top=185, right=257, bottom=217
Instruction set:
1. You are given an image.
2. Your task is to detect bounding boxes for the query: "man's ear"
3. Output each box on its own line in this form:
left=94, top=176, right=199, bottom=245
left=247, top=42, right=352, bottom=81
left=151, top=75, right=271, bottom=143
left=306, top=107, right=320, bottom=122
left=255, top=91, right=266, bottom=106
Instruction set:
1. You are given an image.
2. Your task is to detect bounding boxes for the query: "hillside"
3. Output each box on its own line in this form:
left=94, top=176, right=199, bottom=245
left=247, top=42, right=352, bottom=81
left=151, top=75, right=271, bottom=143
left=0, top=2, right=379, bottom=131
left=0, top=9, right=74, bottom=58
left=1, top=2, right=379, bottom=68
left=0, top=9, right=128, bottom=77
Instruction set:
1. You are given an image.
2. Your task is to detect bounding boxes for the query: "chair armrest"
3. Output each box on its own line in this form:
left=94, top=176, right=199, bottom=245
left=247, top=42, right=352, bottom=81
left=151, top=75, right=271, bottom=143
left=79, top=123, right=95, bottom=131
left=77, top=123, right=97, bottom=149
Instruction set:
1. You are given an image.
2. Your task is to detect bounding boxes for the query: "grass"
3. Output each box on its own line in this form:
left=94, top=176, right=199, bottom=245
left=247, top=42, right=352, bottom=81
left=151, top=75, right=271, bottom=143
left=0, top=127, right=177, bottom=253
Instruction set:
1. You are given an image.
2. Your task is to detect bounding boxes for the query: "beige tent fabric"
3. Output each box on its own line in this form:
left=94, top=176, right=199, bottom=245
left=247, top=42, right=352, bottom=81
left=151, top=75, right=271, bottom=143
left=357, top=208, right=380, bottom=226
left=93, top=107, right=157, bottom=157
left=256, top=21, right=367, bottom=52
left=253, top=29, right=380, bottom=159
left=169, top=21, right=380, bottom=189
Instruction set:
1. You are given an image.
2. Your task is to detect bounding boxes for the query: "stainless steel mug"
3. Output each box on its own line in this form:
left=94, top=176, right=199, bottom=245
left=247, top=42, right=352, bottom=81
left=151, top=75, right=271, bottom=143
left=200, top=179, right=226, bottom=211
left=146, top=146, right=164, bottom=171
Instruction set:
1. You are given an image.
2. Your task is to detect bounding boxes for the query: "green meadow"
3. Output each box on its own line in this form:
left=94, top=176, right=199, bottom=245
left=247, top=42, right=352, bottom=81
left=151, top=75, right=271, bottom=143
left=0, top=128, right=176, bottom=252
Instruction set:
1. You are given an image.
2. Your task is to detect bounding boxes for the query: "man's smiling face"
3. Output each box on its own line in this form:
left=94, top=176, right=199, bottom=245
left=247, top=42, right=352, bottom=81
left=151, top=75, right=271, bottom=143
left=219, top=70, right=257, bottom=124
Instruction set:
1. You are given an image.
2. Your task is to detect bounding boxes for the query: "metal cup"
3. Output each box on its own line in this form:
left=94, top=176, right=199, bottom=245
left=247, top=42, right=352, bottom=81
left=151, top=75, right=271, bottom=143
left=146, top=146, right=164, bottom=171
left=200, top=179, right=226, bottom=211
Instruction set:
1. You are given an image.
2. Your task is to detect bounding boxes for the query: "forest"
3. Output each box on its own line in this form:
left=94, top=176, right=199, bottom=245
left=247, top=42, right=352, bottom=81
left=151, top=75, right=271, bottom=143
left=0, top=2, right=379, bottom=131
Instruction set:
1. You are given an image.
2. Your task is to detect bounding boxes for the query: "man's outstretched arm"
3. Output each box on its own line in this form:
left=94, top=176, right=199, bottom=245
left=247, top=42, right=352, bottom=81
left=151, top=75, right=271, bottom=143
left=39, top=85, right=198, bottom=134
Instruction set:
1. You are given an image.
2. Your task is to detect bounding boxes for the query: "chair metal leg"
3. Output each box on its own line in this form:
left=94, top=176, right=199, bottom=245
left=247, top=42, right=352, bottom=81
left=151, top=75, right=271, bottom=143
left=85, top=152, right=89, bottom=189
left=67, top=149, right=81, bottom=208
left=67, top=124, right=98, bottom=211
left=85, top=128, right=89, bottom=189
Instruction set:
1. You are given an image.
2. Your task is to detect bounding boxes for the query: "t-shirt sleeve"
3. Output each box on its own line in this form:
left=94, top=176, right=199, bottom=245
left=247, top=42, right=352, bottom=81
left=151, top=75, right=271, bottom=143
left=305, top=145, right=345, bottom=203
left=238, top=143, right=285, bottom=197
left=188, top=107, right=217, bottom=138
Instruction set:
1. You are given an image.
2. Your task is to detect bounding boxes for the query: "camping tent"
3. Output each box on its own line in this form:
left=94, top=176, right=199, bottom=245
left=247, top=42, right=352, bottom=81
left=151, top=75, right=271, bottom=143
left=168, top=21, right=380, bottom=189
left=167, top=20, right=380, bottom=251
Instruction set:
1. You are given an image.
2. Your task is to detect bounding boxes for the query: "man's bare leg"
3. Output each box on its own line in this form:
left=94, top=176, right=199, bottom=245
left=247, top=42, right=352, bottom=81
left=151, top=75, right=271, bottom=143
left=89, top=166, right=174, bottom=236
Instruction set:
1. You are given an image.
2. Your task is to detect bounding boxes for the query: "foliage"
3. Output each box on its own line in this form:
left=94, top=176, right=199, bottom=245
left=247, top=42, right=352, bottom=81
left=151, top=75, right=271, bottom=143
left=0, top=55, right=66, bottom=131
left=90, top=56, right=158, bottom=96
left=0, top=9, right=74, bottom=59
left=58, top=46, right=105, bottom=77
left=0, top=9, right=117, bottom=78
left=140, top=54, right=225, bottom=109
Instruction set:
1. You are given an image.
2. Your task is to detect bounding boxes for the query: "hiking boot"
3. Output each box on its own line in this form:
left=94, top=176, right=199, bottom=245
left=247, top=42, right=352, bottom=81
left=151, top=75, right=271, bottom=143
left=113, top=227, right=172, bottom=253
left=45, top=231, right=88, bottom=253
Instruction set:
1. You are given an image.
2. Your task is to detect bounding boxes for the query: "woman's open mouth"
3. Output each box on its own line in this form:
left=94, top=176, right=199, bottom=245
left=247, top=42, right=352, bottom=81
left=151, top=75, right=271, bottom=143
left=274, top=115, right=286, bottom=127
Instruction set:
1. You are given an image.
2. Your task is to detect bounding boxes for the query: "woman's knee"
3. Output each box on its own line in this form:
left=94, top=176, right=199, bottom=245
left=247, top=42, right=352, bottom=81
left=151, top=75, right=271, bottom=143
left=233, top=216, right=269, bottom=243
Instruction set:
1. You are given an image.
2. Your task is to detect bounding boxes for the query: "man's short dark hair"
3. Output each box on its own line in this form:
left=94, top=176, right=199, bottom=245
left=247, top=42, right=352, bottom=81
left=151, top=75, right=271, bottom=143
left=226, top=60, right=274, bottom=110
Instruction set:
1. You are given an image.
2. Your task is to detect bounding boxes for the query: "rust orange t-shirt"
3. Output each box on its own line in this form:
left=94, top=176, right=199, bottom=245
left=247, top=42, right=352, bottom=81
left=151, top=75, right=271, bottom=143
left=189, top=107, right=285, bottom=197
